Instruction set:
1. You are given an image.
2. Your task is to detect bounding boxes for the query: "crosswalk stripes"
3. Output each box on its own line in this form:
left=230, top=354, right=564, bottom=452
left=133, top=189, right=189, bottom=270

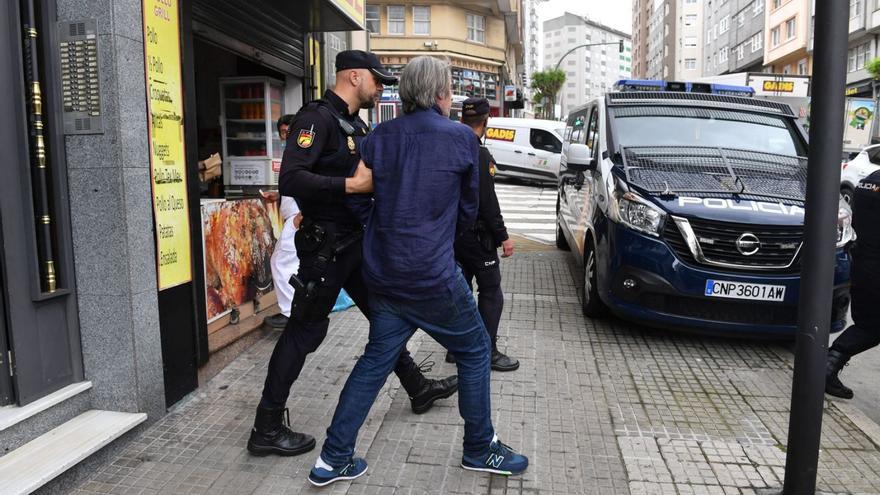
left=494, top=182, right=557, bottom=244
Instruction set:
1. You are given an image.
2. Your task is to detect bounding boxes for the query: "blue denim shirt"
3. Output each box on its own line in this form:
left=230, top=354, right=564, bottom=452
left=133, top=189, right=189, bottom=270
left=360, top=106, right=480, bottom=300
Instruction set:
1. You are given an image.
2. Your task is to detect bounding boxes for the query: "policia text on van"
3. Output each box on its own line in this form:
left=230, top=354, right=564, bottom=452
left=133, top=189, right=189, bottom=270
left=555, top=80, right=852, bottom=337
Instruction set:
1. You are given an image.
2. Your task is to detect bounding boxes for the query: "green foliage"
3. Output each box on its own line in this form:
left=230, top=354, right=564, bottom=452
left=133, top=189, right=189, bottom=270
left=867, top=57, right=880, bottom=79
left=530, top=69, right=566, bottom=119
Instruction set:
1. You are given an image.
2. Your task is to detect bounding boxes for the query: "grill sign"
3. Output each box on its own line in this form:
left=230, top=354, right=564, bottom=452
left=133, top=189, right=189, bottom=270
left=486, top=127, right=516, bottom=142
left=762, top=80, right=795, bottom=93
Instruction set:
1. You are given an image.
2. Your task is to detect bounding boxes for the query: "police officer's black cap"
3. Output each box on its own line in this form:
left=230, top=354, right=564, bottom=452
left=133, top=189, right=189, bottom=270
left=462, top=97, right=490, bottom=117
left=335, top=50, right=397, bottom=85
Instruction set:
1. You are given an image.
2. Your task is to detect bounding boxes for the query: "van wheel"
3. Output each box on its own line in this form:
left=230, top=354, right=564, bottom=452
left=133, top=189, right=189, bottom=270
left=841, top=185, right=854, bottom=205
left=581, top=238, right=607, bottom=318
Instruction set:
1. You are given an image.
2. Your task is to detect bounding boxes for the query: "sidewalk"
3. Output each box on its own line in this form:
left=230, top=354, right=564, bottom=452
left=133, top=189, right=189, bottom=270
left=70, top=250, right=880, bottom=495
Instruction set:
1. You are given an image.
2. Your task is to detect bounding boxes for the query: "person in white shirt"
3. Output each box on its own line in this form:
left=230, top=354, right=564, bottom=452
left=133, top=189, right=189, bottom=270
left=263, top=115, right=302, bottom=328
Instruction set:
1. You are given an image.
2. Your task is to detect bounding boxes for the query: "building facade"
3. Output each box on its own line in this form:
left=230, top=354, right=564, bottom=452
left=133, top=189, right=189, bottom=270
left=523, top=0, right=546, bottom=116
left=703, top=0, right=766, bottom=76
left=764, top=0, right=811, bottom=75
left=647, top=0, right=678, bottom=80
left=0, top=0, right=362, bottom=491
left=840, top=0, right=880, bottom=97
left=632, top=0, right=652, bottom=78
left=365, top=0, right=524, bottom=117
left=678, top=0, right=705, bottom=79
left=543, top=13, right=632, bottom=117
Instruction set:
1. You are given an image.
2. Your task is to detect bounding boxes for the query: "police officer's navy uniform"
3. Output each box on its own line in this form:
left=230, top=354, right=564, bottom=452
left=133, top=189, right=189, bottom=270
left=447, top=97, right=519, bottom=372
left=248, top=51, right=458, bottom=458
left=826, top=169, right=880, bottom=399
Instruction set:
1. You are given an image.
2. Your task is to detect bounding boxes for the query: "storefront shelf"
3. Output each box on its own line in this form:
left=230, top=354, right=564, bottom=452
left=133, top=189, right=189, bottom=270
left=225, top=98, right=282, bottom=103
left=226, top=119, right=266, bottom=124
left=227, top=137, right=266, bottom=141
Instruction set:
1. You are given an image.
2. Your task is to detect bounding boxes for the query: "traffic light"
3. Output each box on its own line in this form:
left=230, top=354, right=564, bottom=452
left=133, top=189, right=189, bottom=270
left=619, top=40, right=624, bottom=53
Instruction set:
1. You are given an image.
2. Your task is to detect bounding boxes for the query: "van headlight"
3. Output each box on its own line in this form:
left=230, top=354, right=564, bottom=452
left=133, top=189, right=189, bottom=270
left=838, top=199, right=854, bottom=247
left=616, top=192, right=666, bottom=237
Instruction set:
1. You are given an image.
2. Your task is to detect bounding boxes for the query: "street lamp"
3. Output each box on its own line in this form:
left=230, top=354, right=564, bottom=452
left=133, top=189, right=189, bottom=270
left=552, top=40, right=625, bottom=119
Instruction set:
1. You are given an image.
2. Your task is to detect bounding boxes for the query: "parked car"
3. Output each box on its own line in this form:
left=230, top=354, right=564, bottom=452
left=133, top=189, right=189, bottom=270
left=483, top=117, right=566, bottom=183
left=841, top=144, right=880, bottom=204
left=556, top=79, right=852, bottom=337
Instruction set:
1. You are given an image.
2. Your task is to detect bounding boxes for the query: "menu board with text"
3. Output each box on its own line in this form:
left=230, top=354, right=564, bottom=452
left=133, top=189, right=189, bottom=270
left=143, top=0, right=192, bottom=290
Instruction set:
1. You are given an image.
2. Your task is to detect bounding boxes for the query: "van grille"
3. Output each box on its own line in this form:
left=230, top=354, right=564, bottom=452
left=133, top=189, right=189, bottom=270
left=663, top=218, right=803, bottom=273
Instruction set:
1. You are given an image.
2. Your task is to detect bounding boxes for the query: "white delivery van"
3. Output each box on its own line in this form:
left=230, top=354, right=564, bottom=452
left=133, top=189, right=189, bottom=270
left=483, top=117, right=566, bottom=184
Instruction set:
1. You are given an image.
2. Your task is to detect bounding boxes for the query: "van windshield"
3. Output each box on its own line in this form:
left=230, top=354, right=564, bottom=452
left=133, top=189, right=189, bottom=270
left=611, top=108, right=805, bottom=157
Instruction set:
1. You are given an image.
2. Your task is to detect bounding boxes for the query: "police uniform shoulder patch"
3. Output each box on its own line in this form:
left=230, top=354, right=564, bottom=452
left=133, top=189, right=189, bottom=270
left=489, top=162, right=496, bottom=177
left=297, top=125, right=315, bottom=149
left=347, top=136, right=356, bottom=153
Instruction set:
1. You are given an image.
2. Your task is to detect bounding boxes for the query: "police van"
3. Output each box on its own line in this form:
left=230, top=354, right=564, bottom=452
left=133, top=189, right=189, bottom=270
left=556, top=80, right=852, bottom=336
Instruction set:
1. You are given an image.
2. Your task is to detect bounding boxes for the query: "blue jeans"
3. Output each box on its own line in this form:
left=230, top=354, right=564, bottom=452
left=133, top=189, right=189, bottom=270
left=321, top=271, right=494, bottom=466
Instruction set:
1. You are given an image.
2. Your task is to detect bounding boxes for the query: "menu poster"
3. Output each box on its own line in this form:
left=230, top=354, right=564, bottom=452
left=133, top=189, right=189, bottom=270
left=143, top=0, right=192, bottom=290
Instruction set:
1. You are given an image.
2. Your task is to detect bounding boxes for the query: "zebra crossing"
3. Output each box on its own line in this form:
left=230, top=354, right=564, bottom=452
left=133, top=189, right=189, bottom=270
left=495, top=181, right=557, bottom=244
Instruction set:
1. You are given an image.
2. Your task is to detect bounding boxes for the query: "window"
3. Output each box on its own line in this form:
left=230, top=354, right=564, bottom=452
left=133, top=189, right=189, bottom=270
left=720, top=16, right=730, bottom=33
left=707, top=28, right=713, bottom=45
left=387, top=5, right=405, bottom=35
left=771, top=26, right=781, bottom=46
left=685, top=36, right=697, bottom=47
left=685, top=58, right=697, bottom=69
left=851, top=0, right=863, bottom=18
left=530, top=129, right=562, bottom=153
left=738, top=12, right=745, bottom=26
left=754, top=0, right=764, bottom=15
left=797, top=59, right=808, bottom=75
left=467, top=13, right=486, bottom=43
left=365, top=5, right=380, bottom=33
left=719, top=46, right=729, bottom=62
left=785, top=18, right=796, bottom=40
left=752, top=32, right=763, bottom=51
left=736, top=44, right=745, bottom=60
left=586, top=107, right=600, bottom=153
left=413, top=6, right=430, bottom=35
left=685, top=14, right=697, bottom=26
left=772, top=0, right=781, bottom=9
left=848, top=41, right=871, bottom=71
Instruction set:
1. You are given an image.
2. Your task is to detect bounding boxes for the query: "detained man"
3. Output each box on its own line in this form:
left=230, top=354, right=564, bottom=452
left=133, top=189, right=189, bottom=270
left=308, top=56, right=529, bottom=487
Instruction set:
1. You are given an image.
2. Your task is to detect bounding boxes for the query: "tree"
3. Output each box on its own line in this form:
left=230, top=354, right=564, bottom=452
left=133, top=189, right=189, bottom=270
left=530, top=69, right=566, bottom=120
left=867, top=57, right=880, bottom=79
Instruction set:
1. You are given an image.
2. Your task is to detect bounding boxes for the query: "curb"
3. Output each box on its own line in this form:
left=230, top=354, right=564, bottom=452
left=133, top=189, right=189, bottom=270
left=831, top=400, right=880, bottom=449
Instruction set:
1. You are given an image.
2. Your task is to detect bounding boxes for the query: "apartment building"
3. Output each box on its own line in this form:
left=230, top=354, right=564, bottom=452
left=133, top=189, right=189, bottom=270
left=647, top=0, right=678, bottom=79
left=678, top=0, right=705, bottom=79
left=839, top=0, right=879, bottom=97
left=543, top=13, right=632, bottom=116
left=702, top=0, right=765, bottom=76
left=633, top=0, right=652, bottom=78
left=764, top=0, right=811, bottom=75
left=365, top=1, right=524, bottom=116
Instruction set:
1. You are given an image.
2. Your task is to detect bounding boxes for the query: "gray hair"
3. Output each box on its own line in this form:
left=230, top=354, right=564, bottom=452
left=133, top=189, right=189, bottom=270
left=399, top=56, right=452, bottom=114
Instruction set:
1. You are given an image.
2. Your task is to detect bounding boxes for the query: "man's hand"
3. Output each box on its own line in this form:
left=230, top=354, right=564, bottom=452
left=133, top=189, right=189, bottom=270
left=501, top=239, right=514, bottom=258
left=260, top=189, right=280, bottom=202
left=345, top=160, right=374, bottom=194
left=293, top=212, right=304, bottom=229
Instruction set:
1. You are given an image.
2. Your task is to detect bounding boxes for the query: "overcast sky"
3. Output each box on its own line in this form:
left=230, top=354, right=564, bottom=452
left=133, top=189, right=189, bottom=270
left=538, top=0, right=633, bottom=35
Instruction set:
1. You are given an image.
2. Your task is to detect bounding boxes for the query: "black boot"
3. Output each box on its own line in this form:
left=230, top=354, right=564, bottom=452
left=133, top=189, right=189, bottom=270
left=825, top=349, right=854, bottom=399
left=399, top=354, right=458, bottom=414
left=247, top=406, right=316, bottom=456
left=491, top=349, right=519, bottom=372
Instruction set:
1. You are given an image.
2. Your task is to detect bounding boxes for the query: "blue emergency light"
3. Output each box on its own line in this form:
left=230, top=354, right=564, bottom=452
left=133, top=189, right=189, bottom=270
left=613, top=79, right=754, bottom=97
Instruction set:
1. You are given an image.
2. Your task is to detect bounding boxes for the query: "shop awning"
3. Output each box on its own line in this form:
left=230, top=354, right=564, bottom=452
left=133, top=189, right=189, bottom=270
left=274, top=0, right=365, bottom=32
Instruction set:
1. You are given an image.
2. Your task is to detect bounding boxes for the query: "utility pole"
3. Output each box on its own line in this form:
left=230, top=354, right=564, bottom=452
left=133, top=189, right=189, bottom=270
left=777, top=1, right=849, bottom=493
left=552, top=40, right=624, bottom=120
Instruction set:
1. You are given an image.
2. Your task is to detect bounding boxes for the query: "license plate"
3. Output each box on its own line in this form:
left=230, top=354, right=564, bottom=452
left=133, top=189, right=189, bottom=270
left=704, top=280, right=786, bottom=302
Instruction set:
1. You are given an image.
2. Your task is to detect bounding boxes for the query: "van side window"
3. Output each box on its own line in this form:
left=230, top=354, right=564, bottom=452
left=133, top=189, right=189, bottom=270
left=570, top=111, right=587, bottom=145
left=530, top=129, right=562, bottom=153
left=586, top=107, right=599, bottom=153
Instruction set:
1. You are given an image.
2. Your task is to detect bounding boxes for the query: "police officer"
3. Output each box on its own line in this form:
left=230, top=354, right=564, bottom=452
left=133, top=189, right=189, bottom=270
left=248, top=51, right=458, bottom=458
left=826, top=170, right=880, bottom=399
left=445, top=97, right=519, bottom=372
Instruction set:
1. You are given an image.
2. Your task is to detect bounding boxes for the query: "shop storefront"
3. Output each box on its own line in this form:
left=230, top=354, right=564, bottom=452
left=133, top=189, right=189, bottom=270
left=0, top=0, right=364, bottom=490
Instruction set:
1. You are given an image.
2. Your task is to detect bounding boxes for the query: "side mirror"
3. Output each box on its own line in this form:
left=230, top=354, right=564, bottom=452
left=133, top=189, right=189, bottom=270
left=566, top=143, right=595, bottom=172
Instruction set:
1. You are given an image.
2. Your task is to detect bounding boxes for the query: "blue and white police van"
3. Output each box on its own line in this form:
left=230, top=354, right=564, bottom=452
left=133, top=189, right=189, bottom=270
left=555, top=79, right=852, bottom=337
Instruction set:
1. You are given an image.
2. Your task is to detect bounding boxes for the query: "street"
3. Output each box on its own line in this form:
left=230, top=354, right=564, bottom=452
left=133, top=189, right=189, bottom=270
left=68, top=182, right=880, bottom=494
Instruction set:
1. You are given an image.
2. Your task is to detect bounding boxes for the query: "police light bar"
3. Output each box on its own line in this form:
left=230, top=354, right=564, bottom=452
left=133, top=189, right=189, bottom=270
left=613, top=79, right=755, bottom=97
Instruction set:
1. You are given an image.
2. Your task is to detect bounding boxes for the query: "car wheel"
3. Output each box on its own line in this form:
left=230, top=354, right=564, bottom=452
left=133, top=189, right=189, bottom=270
left=581, top=238, right=607, bottom=318
left=841, top=185, right=854, bottom=205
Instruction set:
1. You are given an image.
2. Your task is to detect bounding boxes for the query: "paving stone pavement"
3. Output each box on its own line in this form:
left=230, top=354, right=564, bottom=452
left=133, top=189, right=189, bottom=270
left=68, top=251, right=880, bottom=495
